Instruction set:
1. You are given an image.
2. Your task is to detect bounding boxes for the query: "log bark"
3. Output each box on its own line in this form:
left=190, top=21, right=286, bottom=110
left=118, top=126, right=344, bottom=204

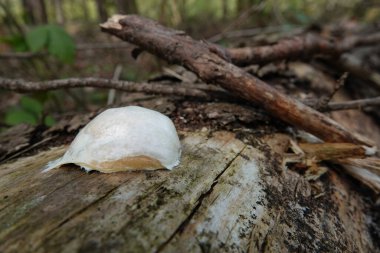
left=100, top=15, right=372, bottom=146
left=0, top=130, right=377, bottom=253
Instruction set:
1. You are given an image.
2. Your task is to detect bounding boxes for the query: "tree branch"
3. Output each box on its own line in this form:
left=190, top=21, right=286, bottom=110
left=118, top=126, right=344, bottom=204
left=324, top=97, right=380, bottom=111
left=227, top=32, right=380, bottom=66
left=0, top=42, right=131, bottom=59
left=0, top=77, right=218, bottom=99
left=207, top=25, right=303, bottom=43
left=100, top=15, right=372, bottom=146
left=2, top=76, right=377, bottom=112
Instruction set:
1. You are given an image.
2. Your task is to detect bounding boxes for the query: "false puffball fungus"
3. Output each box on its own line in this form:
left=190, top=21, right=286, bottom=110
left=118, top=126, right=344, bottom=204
left=43, top=106, right=181, bottom=173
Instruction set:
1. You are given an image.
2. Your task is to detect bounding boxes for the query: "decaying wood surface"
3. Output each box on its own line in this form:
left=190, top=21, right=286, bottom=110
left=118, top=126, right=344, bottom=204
left=100, top=15, right=372, bottom=146
left=0, top=131, right=377, bottom=253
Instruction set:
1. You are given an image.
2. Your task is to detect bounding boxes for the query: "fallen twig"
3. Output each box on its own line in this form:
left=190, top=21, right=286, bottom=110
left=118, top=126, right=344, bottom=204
left=100, top=15, right=372, bottom=146
left=227, top=32, right=380, bottom=66
left=303, top=96, right=380, bottom=111
left=0, top=52, right=45, bottom=59
left=0, top=77, right=219, bottom=99
left=314, top=72, right=348, bottom=110
left=324, top=96, right=380, bottom=111
left=207, top=25, right=303, bottom=43
left=0, top=42, right=131, bottom=59
left=2, top=76, right=378, bottom=112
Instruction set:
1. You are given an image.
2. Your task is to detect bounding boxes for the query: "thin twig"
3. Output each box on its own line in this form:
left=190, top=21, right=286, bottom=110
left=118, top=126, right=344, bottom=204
left=2, top=76, right=377, bottom=112
left=207, top=25, right=302, bottom=43
left=330, top=72, right=348, bottom=99
left=0, top=77, right=220, bottom=99
left=324, top=97, right=380, bottom=111
left=0, top=52, right=44, bottom=59
left=227, top=32, right=380, bottom=66
left=0, top=43, right=131, bottom=59
left=316, top=72, right=348, bottom=109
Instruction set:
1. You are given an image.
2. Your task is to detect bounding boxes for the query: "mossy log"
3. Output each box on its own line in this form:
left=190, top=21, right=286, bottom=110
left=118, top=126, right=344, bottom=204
left=0, top=130, right=377, bottom=253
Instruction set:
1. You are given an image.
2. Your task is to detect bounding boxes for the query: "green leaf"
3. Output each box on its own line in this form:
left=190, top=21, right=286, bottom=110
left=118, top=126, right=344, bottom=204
left=24, top=25, right=75, bottom=63
left=1, top=35, right=28, bottom=52
left=47, top=25, right=75, bottom=63
left=44, top=115, right=56, bottom=127
left=20, top=96, right=43, bottom=118
left=26, top=26, right=49, bottom=52
left=5, top=108, right=37, bottom=126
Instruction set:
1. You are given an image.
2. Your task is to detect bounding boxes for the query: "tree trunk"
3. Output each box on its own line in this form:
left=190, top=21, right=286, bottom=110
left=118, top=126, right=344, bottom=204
left=0, top=0, right=25, bottom=35
left=22, top=0, right=48, bottom=25
left=222, top=0, right=228, bottom=20
left=237, top=0, right=260, bottom=13
left=95, top=0, right=108, bottom=22
left=159, top=0, right=168, bottom=25
left=115, top=0, right=138, bottom=14
left=53, top=0, right=65, bottom=25
left=80, top=0, right=90, bottom=21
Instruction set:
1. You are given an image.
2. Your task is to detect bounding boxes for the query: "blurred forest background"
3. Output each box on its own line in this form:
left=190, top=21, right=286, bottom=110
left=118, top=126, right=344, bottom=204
left=0, top=0, right=379, bottom=131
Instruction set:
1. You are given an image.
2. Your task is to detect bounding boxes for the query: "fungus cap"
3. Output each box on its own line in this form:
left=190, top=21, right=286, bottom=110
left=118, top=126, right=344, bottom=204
left=44, top=106, right=181, bottom=173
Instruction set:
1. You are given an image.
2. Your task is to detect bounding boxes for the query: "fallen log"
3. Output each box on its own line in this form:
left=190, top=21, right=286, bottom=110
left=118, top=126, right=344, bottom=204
left=0, top=130, right=378, bottom=253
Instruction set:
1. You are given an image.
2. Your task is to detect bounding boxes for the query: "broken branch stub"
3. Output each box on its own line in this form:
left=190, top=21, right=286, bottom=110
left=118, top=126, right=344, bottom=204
left=100, top=15, right=373, bottom=146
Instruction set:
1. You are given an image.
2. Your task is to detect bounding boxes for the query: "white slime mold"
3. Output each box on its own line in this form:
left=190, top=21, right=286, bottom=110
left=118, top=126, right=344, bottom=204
left=43, top=106, right=181, bottom=173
